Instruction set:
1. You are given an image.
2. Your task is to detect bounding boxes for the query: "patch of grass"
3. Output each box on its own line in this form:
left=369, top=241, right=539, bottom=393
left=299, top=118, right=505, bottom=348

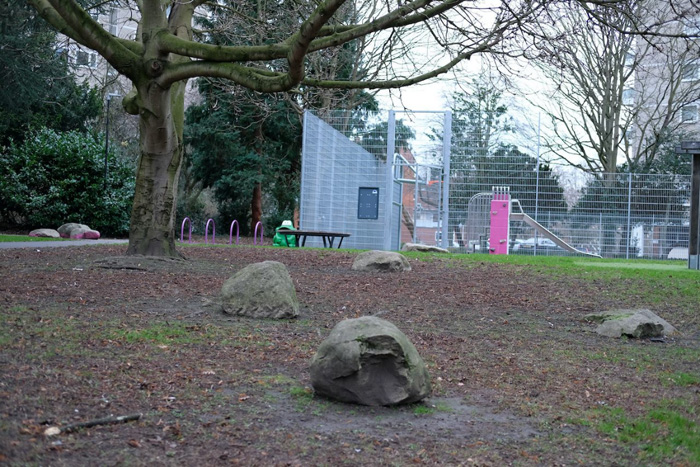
left=256, top=374, right=297, bottom=387
left=413, top=405, right=435, bottom=415
left=0, top=234, right=69, bottom=242
left=412, top=401, right=453, bottom=416
left=289, top=386, right=329, bottom=415
left=585, top=404, right=700, bottom=464
left=664, top=372, right=700, bottom=387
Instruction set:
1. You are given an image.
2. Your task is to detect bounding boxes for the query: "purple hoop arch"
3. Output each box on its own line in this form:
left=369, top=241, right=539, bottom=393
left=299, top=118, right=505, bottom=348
left=180, top=217, right=192, bottom=243
left=229, top=220, right=240, bottom=245
left=205, top=218, right=216, bottom=245
left=254, top=221, right=263, bottom=245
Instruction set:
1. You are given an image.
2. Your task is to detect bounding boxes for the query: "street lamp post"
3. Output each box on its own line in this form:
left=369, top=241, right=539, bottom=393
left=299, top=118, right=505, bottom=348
left=104, top=92, right=121, bottom=191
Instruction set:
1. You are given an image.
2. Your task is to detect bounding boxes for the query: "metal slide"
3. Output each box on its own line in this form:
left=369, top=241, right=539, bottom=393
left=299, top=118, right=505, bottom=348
left=510, top=200, right=602, bottom=258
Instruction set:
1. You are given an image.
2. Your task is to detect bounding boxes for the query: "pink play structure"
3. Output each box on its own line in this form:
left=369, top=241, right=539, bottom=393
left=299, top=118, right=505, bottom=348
left=488, top=186, right=601, bottom=258
left=489, top=187, right=511, bottom=254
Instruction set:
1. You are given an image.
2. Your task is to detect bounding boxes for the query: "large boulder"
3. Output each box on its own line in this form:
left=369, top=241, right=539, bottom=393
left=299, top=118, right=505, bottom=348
left=352, top=250, right=411, bottom=272
left=29, top=229, right=60, bottom=238
left=57, top=223, right=90, bottom=238
left=584, top=309, right=676, bottom=338
left=401, top=243, right=449, bottom=254
left=221, top=261, right=299, bottom=319
left=310, top=316, right=431, bottom=406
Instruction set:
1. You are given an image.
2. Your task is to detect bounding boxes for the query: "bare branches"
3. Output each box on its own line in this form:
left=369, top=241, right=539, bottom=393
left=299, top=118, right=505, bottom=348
left=30, top=0, right=141, bottom=77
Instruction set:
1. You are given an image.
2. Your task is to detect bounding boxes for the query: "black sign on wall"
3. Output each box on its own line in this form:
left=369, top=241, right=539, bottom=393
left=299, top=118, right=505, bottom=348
left=358, top=187, right=379, bottom=219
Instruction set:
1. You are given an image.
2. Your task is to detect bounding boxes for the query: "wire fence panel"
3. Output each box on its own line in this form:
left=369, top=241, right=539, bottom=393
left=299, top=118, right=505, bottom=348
left=301, top=110, right=692, bottom=259
left=448, top=164, right=691, bottom=260
left=300, top=111, right=391, bottom=249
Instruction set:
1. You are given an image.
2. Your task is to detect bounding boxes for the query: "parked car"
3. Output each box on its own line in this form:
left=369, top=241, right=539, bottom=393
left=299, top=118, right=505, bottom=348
left=667, top=247, right=688, bottom=260
left=512, top=237, right=562, bottom=253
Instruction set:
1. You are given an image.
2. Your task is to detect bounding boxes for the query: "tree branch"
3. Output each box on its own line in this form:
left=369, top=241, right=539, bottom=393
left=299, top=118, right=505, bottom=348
left=301, top=49, right=477, bottom=90
left=40, top=0, right=140, bottom=76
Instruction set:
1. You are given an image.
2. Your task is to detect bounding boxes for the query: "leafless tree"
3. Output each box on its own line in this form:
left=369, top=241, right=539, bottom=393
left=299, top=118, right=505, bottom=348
left=523, top=1, right=700, bottom=176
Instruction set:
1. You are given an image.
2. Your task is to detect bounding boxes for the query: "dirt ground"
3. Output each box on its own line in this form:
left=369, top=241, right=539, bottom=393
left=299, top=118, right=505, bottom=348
left=1, top=241, right=698, bottom=466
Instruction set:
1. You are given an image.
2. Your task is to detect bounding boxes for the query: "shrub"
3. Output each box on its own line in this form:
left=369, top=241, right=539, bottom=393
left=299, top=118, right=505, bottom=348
left=0, top=128, right=135, bottom=236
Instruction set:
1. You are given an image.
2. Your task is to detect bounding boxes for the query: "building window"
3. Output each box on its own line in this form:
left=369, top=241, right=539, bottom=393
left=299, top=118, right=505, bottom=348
left=75, top=50, right=97, bottom=68
left=684, top=17, right=700, bottom=36
left=622, top=88, right=635, bottom=106
left=681, top=104, right=698, bottom=123
left=682, top=60, right=699, bottom=81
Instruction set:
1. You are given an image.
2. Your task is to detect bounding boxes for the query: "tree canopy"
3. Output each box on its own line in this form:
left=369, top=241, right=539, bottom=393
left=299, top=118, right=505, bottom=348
left=0, top=2, right=101, bottom=145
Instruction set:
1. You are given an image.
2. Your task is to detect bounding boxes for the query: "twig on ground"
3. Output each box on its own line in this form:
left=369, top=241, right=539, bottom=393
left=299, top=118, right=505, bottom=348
left=45, top=413, right=142, bottom=435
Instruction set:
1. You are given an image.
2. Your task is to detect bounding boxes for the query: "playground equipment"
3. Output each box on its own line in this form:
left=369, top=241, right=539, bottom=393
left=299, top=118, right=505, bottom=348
left=488, top=187, right=602, bottom=258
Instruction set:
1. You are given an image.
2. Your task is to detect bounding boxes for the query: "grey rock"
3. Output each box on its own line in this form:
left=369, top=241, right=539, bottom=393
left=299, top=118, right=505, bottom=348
left=352, top=250, right=411, bottom=272
left=221, top=261, right=299, bottom=319
left=57, top=223, right=91, bottom=238
left=584, top=309, right=676, bottom=338
left=401, top=243, right=449, bottom=253
left=29, top=229, right=60, bottom=238
left=310, top=316, right=431, bottom=406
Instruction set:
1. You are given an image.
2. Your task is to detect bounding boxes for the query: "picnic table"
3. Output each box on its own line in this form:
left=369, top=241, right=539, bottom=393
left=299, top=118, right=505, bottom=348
left=277, top=229, right=350, bottom=249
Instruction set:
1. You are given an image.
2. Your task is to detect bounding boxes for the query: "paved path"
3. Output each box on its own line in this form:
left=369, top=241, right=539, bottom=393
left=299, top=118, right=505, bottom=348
left=0, top=239, right=128, bottom=249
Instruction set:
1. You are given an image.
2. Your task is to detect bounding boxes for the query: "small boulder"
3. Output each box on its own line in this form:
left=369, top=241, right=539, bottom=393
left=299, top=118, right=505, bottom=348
left=29, top=229, right=60, bottom=238
left=401, top=243, right=449, bottom=254
left=83, top=230, right=101, bottom=240
left=310, top=316, right=431, bottom=406
left=352, top=250, right=411, bottom=272
left=584, top=309, right=676, bottom=338
left=57, top=223, right=91, bottom=238
left=221, top=261, right=299, bottom=319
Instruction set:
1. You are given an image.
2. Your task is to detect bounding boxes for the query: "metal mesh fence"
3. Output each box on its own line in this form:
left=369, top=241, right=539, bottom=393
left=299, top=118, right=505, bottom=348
left=301, top=110, right=692, bottom=259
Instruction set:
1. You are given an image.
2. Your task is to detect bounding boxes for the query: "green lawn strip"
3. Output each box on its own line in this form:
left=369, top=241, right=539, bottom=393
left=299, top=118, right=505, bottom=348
left=403, top=251, right=700, bottom=308
left=0, top=234, right=70, bottom=242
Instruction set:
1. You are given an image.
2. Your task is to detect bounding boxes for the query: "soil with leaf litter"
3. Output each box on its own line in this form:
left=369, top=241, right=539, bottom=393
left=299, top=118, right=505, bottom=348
left=1, top=242, right=698, bottom=465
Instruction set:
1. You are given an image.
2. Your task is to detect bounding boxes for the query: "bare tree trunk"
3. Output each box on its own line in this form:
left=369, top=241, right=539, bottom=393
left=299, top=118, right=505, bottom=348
left=125, top=82, right=185, bottom=258
left=251, top=179, right=262, bottom=233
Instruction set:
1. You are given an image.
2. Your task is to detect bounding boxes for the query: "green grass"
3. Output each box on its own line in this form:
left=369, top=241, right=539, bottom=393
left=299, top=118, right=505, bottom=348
left=109, top=322, right=225, bottom=345
left=411, top=401, right=453, bottom=416
left=665, top=372, right=700, bottom=387
left=404, top=251, right=700, bottom=306
left=590, top=404, right=700, bottom=464
left=0, top=234, right=69, bottom=242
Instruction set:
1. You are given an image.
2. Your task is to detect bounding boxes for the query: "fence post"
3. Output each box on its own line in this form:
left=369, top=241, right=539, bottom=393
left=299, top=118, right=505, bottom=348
left=383, top=110, right=396, bottom=251
left=626, top=172, right=632, bottom=260
left=439, top=111, right=452, bottom=249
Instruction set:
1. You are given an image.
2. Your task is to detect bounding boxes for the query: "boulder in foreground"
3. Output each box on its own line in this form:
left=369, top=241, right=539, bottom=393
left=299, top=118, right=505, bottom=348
left=310, top=316, right=431, bottom=406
